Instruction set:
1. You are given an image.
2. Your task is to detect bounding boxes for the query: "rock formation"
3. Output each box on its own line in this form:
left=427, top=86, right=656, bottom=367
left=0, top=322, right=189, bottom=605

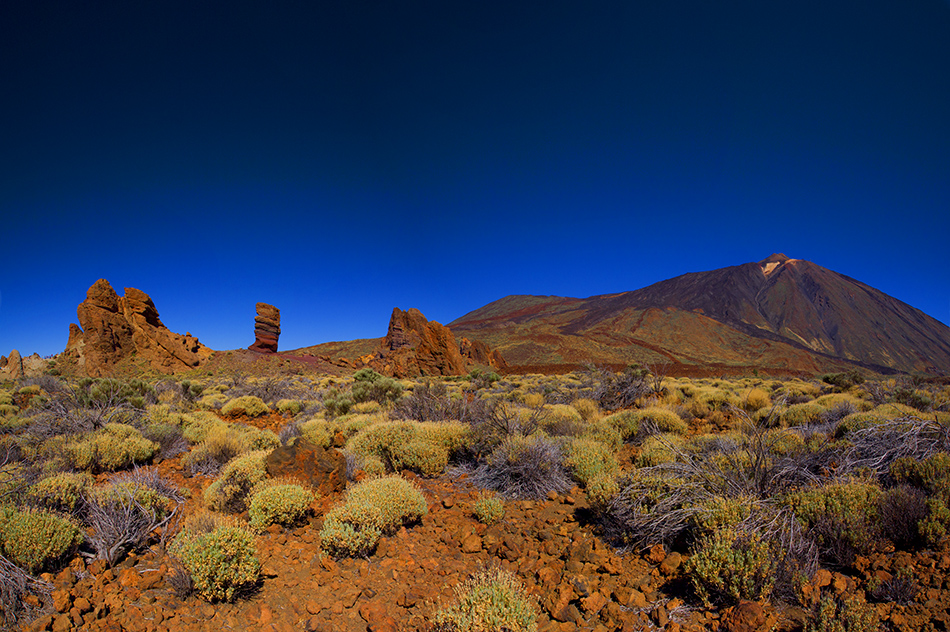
left=369, top=308, right=506, bottom=378
left=63, top=279, right=212, bottom=376
left=0, top=349, right=23, bottom=380
left=248, top=303, right=280, bottom=353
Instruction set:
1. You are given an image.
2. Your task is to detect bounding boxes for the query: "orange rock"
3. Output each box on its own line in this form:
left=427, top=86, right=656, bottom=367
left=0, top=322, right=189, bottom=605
left=646, top=544, right=666, bottom=565
left=64, top=279, right=212, bottom=376
left=720, top=601, right=766, bottom=632
left=461, top=534, right=483, bottom=553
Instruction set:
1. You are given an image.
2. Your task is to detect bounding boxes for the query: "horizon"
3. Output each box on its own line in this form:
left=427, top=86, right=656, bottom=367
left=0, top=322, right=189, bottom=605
left=2, top=1, right=949, bottom=358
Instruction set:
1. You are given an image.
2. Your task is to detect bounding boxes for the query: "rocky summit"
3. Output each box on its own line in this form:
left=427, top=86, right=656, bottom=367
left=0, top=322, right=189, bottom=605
left=249, top=303, right=281, bottom=354
left=62, top=279, right=212, bottom=376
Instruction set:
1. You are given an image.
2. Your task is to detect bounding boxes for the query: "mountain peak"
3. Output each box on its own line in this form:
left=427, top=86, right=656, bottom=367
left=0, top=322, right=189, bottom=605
left=760, top=253, right=791, bottom=264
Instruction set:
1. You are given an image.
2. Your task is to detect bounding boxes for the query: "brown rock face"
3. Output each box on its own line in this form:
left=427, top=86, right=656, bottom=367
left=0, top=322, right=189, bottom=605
left=264, top=438, right=346, bottom=497
left=248, top=303, right=280, bottom=353
left=0, top=349, right=23, bottom=380
left=63, top=279, right=212, bottom=376
left=375, top=308, right=468, bottom=377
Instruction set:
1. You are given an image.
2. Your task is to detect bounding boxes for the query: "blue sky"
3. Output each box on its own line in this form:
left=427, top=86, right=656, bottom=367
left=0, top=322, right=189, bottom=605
left=2, top=0, right=948, bottom=357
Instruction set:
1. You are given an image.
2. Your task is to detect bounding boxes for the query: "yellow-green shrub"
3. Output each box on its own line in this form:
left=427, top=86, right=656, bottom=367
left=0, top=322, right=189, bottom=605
left=630, top=407, right=689, bottom=435
left=204, top=450, right=270, bottom=513
left=783, top=480, right=882, bottom=562
left=181, top=410, right=229, bottom=443
left=805, top=593, right=880, bottom=632
left=636, top=433, right=685, bottom=467
left=472, top=492, right=504, bottom=525
left=28, top=472, right=94, bottom=511
left=602, top=410, right=641, bottom=441
left=275, top=399, right=302, bottom=416
left=221, top=396, right=270, bottom=418
left=392, top=439, right=448, bottom=477
left=0, top=507, right=82, bottom=573
left=319, top=476, right=427, bottom=557
left=170, top=523, right=260, bottom=602
left=571, top=398, right=601, bottom=422
left=684, top=527, right=776, bottom=606
left=196, top=393, right=228, bottom=410
left=688, top=495, right=756, bottom=537
left=743, top=388, right=771, bottom=412
left=522, top=393, right=545, bottom=408
left=431, top=566, right=538, bottom=632
left=248, top=482, right=314, bottom=530
left=566, top=438, right=619, bottom=485
left=65, top=423, right=158, bottom=472
left=780, top=402, right=825, bottom=426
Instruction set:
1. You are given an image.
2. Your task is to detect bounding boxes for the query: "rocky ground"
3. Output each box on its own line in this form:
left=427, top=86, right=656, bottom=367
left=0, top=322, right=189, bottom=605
left=21, top=445, right=950, bottom=632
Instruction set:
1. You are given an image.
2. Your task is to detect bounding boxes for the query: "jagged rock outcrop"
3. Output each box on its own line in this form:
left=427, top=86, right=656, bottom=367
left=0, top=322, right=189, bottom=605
left=63, top=279, right=212, bottom=376
left=248, top=303, right=280, bottom=353
left=369, top=307, right=506, bottom=378
left=0, top=350, right=23, bottom=380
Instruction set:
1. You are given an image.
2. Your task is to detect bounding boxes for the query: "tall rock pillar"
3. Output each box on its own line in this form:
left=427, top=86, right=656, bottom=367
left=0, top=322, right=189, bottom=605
left=249, top=303, right=280, bottom=353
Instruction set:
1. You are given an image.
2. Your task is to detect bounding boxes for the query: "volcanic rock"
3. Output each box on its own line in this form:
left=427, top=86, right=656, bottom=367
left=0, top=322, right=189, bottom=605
left=264, top=438, right=346, bottom=496
left=63, top=279, right=212, bottom=377
left=0, top=349, right=23, bottom=380
left=249, top=303, right=280, bottom=353
left=373, top=308, right=468, bottom=377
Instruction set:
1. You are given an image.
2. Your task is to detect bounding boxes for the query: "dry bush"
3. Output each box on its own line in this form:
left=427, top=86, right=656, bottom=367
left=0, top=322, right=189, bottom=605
left=0, top=554, right=52, bottom=628
left=470, top=435, right=571, bottom=500
left=83, top=468, right=184, bottom=567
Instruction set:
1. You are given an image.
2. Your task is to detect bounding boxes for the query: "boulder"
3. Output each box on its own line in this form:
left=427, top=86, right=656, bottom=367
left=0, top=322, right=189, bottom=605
left=248, top=303, right=280, bottom=353
left=62, top=279, right=212, bottom=376
left=264, top=438, right=346, bottom=497
left=376, top=308, right=467, bottom=377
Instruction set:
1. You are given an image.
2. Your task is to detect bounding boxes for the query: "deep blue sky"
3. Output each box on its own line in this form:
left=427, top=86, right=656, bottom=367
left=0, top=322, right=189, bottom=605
left=2, top=1, right=949, bottom=358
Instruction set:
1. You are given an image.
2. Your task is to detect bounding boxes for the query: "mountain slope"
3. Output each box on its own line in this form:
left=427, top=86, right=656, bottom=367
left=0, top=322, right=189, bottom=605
left=449, top=254, right=950, bottom=375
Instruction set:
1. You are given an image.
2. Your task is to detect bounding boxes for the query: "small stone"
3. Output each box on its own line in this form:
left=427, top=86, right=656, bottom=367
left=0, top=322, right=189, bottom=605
left=461, top=534, right=483, bottom=553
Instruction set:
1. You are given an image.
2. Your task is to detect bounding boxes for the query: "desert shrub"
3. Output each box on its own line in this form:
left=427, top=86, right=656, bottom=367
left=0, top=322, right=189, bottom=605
left=197, top=393, right=228, bottom=410
left=783, top=480, right=882, bottom=566
left=142, top=421, right=188, bottom=460
left=431, top=566, right=537, bottom=632
left=248, top=482, right=314, bottom=530
left=877, top=485, right=927, bottom=548
left=688, top=494, right=756, bottom=538
left=351, top=400, right=382, bottom=414
left=522, top=393, right=545, bottom=408
left=204, top=451, right=270, bottom=513
left=602, top=410, right=641, bottom=441
left=0, top=553, right=54, bottom=628
left=587, top=365, right=650, bottom=411
left=685, top=526, right=777, bottom=606
left=633, top=407, right=689, bottom=435
left=347, top=422, right=416, bottom=470
left=392, top=439, right=448, bottom=477
left=0, top=507, right=81, bottom=573
left=183, top=425, right=245, bottom=476
left=920, top=498, right=950, bottom=546
left=781, top=403, right=825, bottom=426
left=181, top=410, right=228, bottom=444
left=351, top=369, right=403, bottom=405
left=889, top=452, right=950, bottom=494
left=27, top=472, right=94, bottom=512
left=319, top=476, right=427, bottom=556
left=571, top=398, right=600, bottom=422
left=893, top=387, right=932, bottom=411
left=64, top=423, right=158, bottom=472
left=470, top=434, right=571, bottom=500
left=586, top=473, right=620, bottom=510
left=472, top=492, right=504, bottom=525
left=806, top=593, right=880, bottom=632
left=867, top=566, right=917, bottom=605
left=275, top=399, right=302, bottom=416
left=322, top=387, right=354, bottom=419
left=84, top=469, right=183, bottom=566
left=565, top=438, right=619, bottom=485
left=599, top=469, right=700, bottom=550
left=834, top=412, right=886, bottom=438
left=539, top=404, right=584, bottom=436
left=319, top=505, right=382, bottom=557
left=820, top=370, right=865, bottom=391
left=170, top=523, right=260, bottom=602
left=743, top=388, right=771, bottom=412
left=73, top=377, right=156, bottom=410
left=221, top=396, right=269, bottom=418
left=636, top=433, right=685, bottom=467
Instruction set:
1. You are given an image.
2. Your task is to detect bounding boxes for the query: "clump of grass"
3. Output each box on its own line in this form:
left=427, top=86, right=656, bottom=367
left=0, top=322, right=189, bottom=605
left=431, top=566, right=538, bottom=632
